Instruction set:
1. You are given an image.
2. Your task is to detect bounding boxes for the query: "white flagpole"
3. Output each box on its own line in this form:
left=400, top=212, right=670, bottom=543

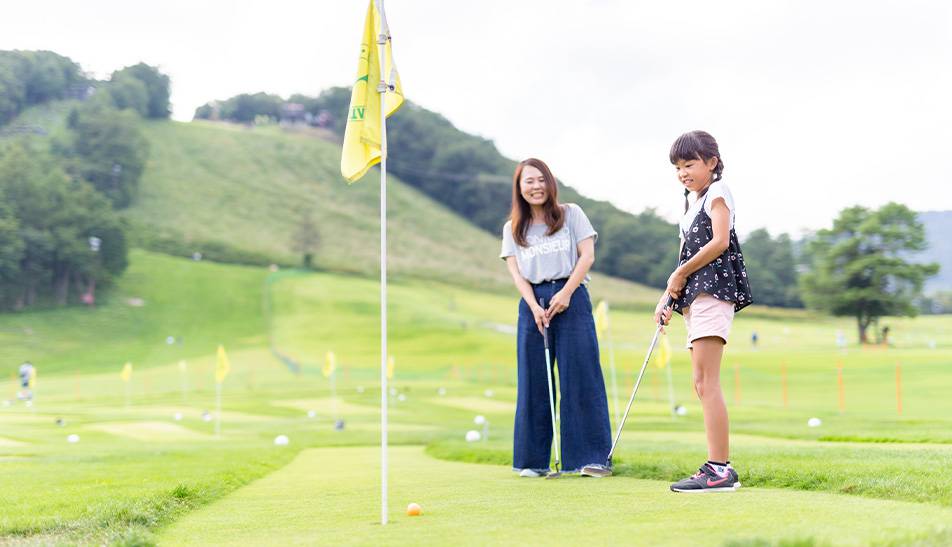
left=376, top=0, right=390, bottom=527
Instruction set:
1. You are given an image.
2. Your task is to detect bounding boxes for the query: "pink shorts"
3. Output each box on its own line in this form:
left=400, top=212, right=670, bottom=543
left=683, top=293, right=735, bottom=349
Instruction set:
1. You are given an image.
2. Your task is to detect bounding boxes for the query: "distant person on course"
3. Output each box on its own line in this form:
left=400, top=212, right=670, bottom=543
left=656, top=131, right=753, bottom=492
left=501, top=157, right=612, bottom=477
left=18, top=361, right=35, bottom=401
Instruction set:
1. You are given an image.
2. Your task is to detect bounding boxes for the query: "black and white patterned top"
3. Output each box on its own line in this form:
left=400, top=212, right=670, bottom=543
left=672, top=193, right=753, bottom=315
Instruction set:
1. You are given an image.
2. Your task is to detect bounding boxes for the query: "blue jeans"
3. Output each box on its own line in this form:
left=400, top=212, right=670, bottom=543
left=512, top=280, right=612, bottom=472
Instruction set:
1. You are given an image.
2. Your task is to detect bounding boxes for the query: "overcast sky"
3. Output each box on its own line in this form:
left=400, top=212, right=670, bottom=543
left=2, top=0, right=950, bottom=236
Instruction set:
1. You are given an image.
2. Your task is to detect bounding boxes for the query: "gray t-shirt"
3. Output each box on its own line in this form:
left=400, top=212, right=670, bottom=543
left=500, top=203, right=597, bottom=284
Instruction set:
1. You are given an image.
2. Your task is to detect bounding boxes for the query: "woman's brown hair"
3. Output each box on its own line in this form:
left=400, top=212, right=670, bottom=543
left=510, top=158, right=565, bottom=247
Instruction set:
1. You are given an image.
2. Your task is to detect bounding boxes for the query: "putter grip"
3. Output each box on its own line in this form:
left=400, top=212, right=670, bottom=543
left=659, top=295, right=674, bottom=326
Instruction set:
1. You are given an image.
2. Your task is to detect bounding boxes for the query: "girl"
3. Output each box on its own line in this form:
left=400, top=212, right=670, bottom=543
left=656, top=131, right=752, bottom=493
left=501, top=158, right=612, bottom=477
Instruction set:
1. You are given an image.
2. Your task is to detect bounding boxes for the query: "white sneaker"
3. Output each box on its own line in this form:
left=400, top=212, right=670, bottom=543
left=519, top=468, right=545, bottom=478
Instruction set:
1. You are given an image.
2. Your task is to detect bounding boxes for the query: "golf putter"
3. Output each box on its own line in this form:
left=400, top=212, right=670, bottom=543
left=581, top=295, right=674, bottom=478
left=539, top=297, right=562, bottom=479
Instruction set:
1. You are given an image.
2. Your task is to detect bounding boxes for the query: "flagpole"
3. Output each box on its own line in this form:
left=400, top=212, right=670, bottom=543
left=376, top=0, right=390, bottom=527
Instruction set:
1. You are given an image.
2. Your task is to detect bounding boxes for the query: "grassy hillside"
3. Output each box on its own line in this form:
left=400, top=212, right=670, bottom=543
left=128, top=119, right=659, bottom=306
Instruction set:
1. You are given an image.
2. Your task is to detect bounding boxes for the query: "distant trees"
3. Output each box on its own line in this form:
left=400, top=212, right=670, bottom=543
left=55, top=102, right=150, bottom=208
left=0, top=50, right=85, bottom=124
left=741, top=229, right=802, bottom=308
left=109, top=63, right=171, bottom=119
left=0, top=51, right=165, bottom=311
left=0, top=143, right=128, bottom=309
left=799, top=203, right=938, bottom=343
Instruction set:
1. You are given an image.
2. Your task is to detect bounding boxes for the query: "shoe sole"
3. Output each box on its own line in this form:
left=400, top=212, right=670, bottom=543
left=671, top=482, right=742, bottom=493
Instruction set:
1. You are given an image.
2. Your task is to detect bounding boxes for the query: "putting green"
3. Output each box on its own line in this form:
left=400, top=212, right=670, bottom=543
left=430, top=396, right=515, bottom=414
left=88, top=421, right=211, bottom=442
left=272, top=398, right=386, bottom=416
left=158, top=446, right=952, bottom=545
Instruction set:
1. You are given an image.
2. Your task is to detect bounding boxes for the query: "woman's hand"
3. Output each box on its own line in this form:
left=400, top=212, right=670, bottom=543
left=531, top=303, right=549, bottom=334
left=654, top=297, right=673, bottom=327
left=545, top=289, right=573, bottom=321
left=665, top=268, right=688, bottom=300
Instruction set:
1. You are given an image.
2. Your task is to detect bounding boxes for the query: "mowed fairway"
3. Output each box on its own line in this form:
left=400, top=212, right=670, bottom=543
left=2, top=252, right=952, bottom=545
left=160, top=446, right=952, bottom=546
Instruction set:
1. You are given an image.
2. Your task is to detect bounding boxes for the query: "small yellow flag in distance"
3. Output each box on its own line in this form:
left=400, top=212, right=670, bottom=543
left=653, top=332, right=672, bottom=369
left=340, top=0, right=404, bottom=182
left=323, top=351, right=337, bottom=378
left=28, top=368, right=36, bottom=388
left=593, top=301, right=610, bottom=340
left=121, top=362, right=132, bottom=382
left=216, top=345, right=231, bottom=384
left=387, top=355, right=395, bottom=380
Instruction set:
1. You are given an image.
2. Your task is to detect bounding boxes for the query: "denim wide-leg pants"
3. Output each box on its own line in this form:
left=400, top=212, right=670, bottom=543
left=512, top=280, right=612, bottom=473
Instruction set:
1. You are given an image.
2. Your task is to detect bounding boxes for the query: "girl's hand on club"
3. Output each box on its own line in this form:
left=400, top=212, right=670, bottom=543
left=654, top=299, right=673, bottom=327
left=665, top=269, right=687, bottom=300
left=545, top=289, right=571, bottom=321
left=531, top=304, right=549, bottom=333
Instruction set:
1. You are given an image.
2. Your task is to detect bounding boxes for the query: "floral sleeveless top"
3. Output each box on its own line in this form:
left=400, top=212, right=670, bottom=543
left=672, top=193, right=753, bottom=315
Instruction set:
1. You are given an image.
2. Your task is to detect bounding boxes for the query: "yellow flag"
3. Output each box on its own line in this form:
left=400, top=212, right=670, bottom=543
left=387, top=355, right=395, bottom=380
left=593, top=301, right=610, bottom=339
left=340, top=0, right=404, bottom=182
left=120, top=362, right=132, bottom=382
left=323, top=351, right=337, bottom=378
left=28, top=368, right=36, bottom=388
left=653, top=332, right=672, bottom=369
left=216, top=345, right=230, bottom=384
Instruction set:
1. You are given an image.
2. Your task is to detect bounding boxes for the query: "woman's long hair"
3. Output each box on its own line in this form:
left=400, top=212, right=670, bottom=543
left=510, top=158, right=564, bottom=247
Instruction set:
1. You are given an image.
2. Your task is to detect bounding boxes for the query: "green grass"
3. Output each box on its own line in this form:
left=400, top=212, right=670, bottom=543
left=158, top=446, right=952, bottom=546
left=2, top=253, right=952, bottom=545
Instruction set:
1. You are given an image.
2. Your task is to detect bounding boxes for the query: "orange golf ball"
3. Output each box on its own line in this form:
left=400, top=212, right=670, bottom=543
left=406, top=502, right=422, bottom=516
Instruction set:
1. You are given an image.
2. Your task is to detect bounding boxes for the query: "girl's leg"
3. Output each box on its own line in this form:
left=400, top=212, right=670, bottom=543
left=691, top=336, right=729, bottom=462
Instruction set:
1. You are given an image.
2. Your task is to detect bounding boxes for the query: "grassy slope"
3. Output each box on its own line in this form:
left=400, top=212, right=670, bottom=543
left=130, top=120, right=657, bottom=306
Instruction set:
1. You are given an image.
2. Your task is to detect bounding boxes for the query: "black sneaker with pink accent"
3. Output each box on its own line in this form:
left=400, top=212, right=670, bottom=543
left=670, top=463, right=741, bottom=493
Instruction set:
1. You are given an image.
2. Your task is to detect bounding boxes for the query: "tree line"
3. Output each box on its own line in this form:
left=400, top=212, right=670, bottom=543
left=196, top=89, right=938, bottom=339
left=0, top=50, right=170, bottom=311
left=194, top=88, right=804, bottom=305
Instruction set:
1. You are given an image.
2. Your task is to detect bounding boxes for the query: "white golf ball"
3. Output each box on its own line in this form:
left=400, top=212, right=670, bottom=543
left=437, top=387, right=447, bottom=396
left=24, top=400, right=32, bottom=408
left=389, top=387, right=398, bottom=396
left=356, top=386, right=365, bottom=393
left=202, top=411, right=213, bottom=422
left=67, top=434, right=80, bottom=443
left=675, top=405, right=688, bottom=416
left=274, top=434, right=290, bottom=446
left=808, top=417, right=822, bottom=428
left=173, top=412, right=183, bottom=421
left=307, top=410, right=317, bottom=419
left=465, top=430, right=481, bottom=442
left=484, top=389, right=494, bottom=398
left=397, top=393, right=406, bottom=402
left=474, top=415, right=486, bottom=425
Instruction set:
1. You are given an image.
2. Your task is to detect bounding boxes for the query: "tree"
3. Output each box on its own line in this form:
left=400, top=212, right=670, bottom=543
left=106, top=73, right=150, bottom=117
left=59, top=102, right=149, bottom=208
left=799, top=203, right=939, bottom=343
left=0, top=142, right=128, bottom=309
left=110, top=63, right=171, bottom=119
left=741, top=228, right=802, bottom=307
left=291, top=209, right=321, bottom=269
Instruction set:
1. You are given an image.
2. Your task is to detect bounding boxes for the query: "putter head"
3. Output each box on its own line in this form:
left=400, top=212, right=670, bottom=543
left=544, top=470, right=563, bottom=480
left=580, top=463, right=613, bottom=478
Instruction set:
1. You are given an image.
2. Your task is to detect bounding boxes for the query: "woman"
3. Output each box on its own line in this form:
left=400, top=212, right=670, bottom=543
left=500, top=157, right=612, bottom=477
